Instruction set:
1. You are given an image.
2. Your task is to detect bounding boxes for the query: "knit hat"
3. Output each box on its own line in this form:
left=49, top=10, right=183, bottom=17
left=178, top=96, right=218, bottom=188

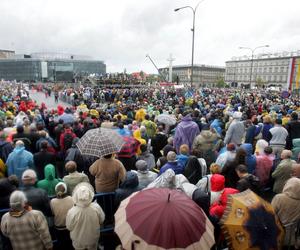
left=227, top=143, right=236, bottom=151
left=136, top=160, right=148, bottom=173
left=22, top=169, right=37, bottom=181
left=167, top=151, right=177, bottom=162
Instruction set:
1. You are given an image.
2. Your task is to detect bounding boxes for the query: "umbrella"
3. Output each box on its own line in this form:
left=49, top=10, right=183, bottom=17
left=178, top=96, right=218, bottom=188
left=115, top=188, right=215, bottom=250
left=220, top=189, right=284, bottom=250
left=157, top=114, right=177, bottom=126
left=76, top=128, right=125, bottom=158
left=117, top=136, right=140, bottom=158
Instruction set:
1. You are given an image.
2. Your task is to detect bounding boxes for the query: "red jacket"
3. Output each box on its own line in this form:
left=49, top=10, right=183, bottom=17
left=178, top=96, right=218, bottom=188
left=59, top=129, right=76, bottom=151
left=209, top=188, right=239, bottom=219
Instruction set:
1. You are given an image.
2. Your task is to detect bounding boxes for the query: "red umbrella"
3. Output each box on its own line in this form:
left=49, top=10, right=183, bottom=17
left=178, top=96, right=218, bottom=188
left=117, top=136, right=140, bottom=158
left=115, top=188, right=215, bottom=250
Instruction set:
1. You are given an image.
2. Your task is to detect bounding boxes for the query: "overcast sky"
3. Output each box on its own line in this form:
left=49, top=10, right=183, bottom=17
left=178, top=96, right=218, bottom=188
left=1, top=0, right=300, bottom=73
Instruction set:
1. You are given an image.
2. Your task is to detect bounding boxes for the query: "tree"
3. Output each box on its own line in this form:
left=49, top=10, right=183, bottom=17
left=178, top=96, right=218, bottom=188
left=216, top=77, right=226, bottom=88
left=256, top=77, right=265, bottom=88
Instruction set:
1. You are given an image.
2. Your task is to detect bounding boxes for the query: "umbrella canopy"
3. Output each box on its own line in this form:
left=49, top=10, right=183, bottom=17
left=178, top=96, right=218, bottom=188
left=117, top=136, right=140, bottom=158
left=220, top=189, right=284, bottom=250
left=157, top=114, right=177, bottom=126
left=115, top=188, right=215, bottom=250
left=76, top=128, right=125, bottom=158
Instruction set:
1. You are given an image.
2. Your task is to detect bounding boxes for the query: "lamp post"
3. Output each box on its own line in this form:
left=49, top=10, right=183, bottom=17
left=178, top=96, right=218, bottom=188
left=239, top=45, right=269, bottom=88
left=175, top=0, right=204, bottom=89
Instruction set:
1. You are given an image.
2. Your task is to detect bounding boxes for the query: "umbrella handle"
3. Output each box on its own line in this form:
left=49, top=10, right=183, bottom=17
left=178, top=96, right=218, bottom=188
left=131, top=240, right=140, bottom=250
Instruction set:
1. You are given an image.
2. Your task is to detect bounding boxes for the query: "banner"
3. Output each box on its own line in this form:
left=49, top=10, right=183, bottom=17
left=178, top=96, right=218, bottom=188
left=287, top=57, right=296, bottom=91
left=295, top=59, right=300, bottom=90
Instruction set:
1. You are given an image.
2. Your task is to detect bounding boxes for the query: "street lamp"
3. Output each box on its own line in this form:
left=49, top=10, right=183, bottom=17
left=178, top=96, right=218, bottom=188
left=239, top=45, right=269, bottom=88
left=175, top=0, right=204, bottom=89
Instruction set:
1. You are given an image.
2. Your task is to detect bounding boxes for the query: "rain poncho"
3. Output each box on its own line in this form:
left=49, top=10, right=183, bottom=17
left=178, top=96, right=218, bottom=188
left=6, top=145, right=34, bottom=181
left=66, top=183, right=105, bottom=249
left=37, top=164, right=60, bottom=196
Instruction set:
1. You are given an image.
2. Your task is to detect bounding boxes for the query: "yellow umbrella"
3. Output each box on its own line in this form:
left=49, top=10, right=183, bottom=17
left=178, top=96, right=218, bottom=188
left=220, top=189, right=284, bottom=250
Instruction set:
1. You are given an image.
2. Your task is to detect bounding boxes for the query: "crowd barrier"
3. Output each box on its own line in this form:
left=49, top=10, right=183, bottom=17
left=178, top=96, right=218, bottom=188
left=0, top=192, right=116, bottom=249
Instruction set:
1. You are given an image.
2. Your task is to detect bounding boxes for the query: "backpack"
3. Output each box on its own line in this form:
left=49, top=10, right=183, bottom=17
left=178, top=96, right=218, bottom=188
left=63, top=133, right=74, bottom=150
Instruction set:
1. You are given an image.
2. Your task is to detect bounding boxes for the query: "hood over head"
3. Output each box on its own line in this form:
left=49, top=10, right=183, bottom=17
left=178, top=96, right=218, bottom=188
left=72, top=182, right=95, bottom=207
left=120, top=171, right=139, bottom=189
left=210, top=174, right=225, bottom=192
left=241, top=143, right=253, bottom=155
left=292, top=138, right=300, bottom=148
left=44, top=164, right=56, bottom=181
left=282, top=177, right=300, bottom=200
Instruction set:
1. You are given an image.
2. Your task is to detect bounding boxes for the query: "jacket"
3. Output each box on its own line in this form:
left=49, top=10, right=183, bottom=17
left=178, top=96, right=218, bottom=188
left=0, top=178, right=17, bottom=209
left=138, top=151, right=156, bottom=170
left=6, top=145, right=34, bottom=181
left=23, top=185, right=52, bottom=216
left=286, top=120, right=300, bottom=149
left=89, top=158, right=126, bottom=193
left=141, top=119, right=157, bottom=138
left=255, top=154, right=274, bottom=186
left=37, top=164, right=60, bottom=196
left=131, top=170, right=157, bottom=188
left=33, top=150, right=56, bottom=180
left=240, top=143, right=257, bottom=174
left=176, top=154, right=189, bottom=168
left=66, top=183, right=105, bottom=249
left=272, top=158, right=296, bottom=193
left=115, top=172, right=142, bottom=207
left=59, top=129, right=76, bottom=151
left=271, top=178, right=300, bottom=245
left=236, top=174, right=261, bottom=194
left=292, top=138, right=300, bottom=161
left=0, top=140, right=13, bottom=163
left=209, top=188, right=239, bottom=219
left=183, top=156, right=203, bottom=185
left=1, top=209, right=53, bottom=250
left=63, top=171, right=90, bottom=195
left=151, top=132, right=168, bottom=159
left=50, top=196, right=74, bottom=227
left=224, top=120, right=245, bottom=145
left=174, top=114, right=200, bottom=153
left=159, top=161, right=184, bottom=175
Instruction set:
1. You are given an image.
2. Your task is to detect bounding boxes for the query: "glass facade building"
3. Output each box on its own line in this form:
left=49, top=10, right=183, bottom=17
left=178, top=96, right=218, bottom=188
left=0, top=57, right=106, bottom=82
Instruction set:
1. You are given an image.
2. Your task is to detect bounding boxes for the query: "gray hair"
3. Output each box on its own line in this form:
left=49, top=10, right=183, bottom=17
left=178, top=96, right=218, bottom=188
left=10, top=191, right=27, bottom=211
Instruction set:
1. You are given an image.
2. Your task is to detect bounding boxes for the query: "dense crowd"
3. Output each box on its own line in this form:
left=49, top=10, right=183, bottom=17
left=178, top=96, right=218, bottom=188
left=0, top=82, right=300, bottom=249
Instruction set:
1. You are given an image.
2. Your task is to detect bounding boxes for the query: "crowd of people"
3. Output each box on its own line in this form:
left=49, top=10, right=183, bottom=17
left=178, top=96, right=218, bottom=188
left=0, top=82, right=300, bottom=249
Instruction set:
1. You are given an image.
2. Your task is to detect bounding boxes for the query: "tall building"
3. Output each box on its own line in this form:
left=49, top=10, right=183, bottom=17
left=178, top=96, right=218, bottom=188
left=225, top=51, right=300, bottom=90
left=159, top=64, right=225, bottom=87
left=0, top=52, right=106, bottom=82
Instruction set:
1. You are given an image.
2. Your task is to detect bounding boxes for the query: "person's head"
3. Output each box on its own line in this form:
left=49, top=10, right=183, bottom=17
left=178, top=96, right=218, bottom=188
left=275, top=118, right=282, bottom=125
left=167, top=137, right=173, bottom=146
left=39, top=130, right=47, bottom=138
left=291, top=163, right=300, bottom=178
left=210, top=174, right=225, bottom=192
left=140, top=126, right=146, bottom=134
left=8, top=175, right=19, bottom=188
left=281, top=150, right=292, bottom=160
left=167, top=151, right=177, bottom=162
left=264, top=146, right=273, bottom=155
left=64, top=124, right=71, bottom=130
left=235, top=148, right=247, bottom=164
left=163, top=145, right=175, bottom=157
left=179, top=144, right=189, bottom=155
left=9, top=190, right=27, bottom=212
left=55, top=182, right=68, bottom=198
left=145, top=114, right=150, bottom=120
left=103, top=154, right=113, bottom=159
left=210, top=163, right=221, bottom=174
left=16, top=125, right=24, bottom=134
left=263, top=115, right=272, bottom=124
left=22, top=169, right=37, bottom=186
left=6, top=119, right=13, bottom=127
left=227, top=143, right=236, bottom=152
left=135, top=160, right=148, bottom=173
left=65, top=161, right=77, bottom=173
left=40, top=140, right=48, bottom=151
left=235, top=164, right=248, bottom=178
left=72, top=182, right=95, bottom=207
left=15, top=140, right=24, bottom=148
left=118, top=123, right=124, bottom=129
left=291, top=112, right=298, bottom=121
left=29, top=124, right=37, bottom=132
left=140, top=144, right=148, bottom=153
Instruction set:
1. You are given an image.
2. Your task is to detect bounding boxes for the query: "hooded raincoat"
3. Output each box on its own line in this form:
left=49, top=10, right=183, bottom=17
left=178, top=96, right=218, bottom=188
left=240, top=143, right=257, bottom=174
left=66, top=183, right=105, bottom=250
left=37, top=164, right=60, bottom=196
